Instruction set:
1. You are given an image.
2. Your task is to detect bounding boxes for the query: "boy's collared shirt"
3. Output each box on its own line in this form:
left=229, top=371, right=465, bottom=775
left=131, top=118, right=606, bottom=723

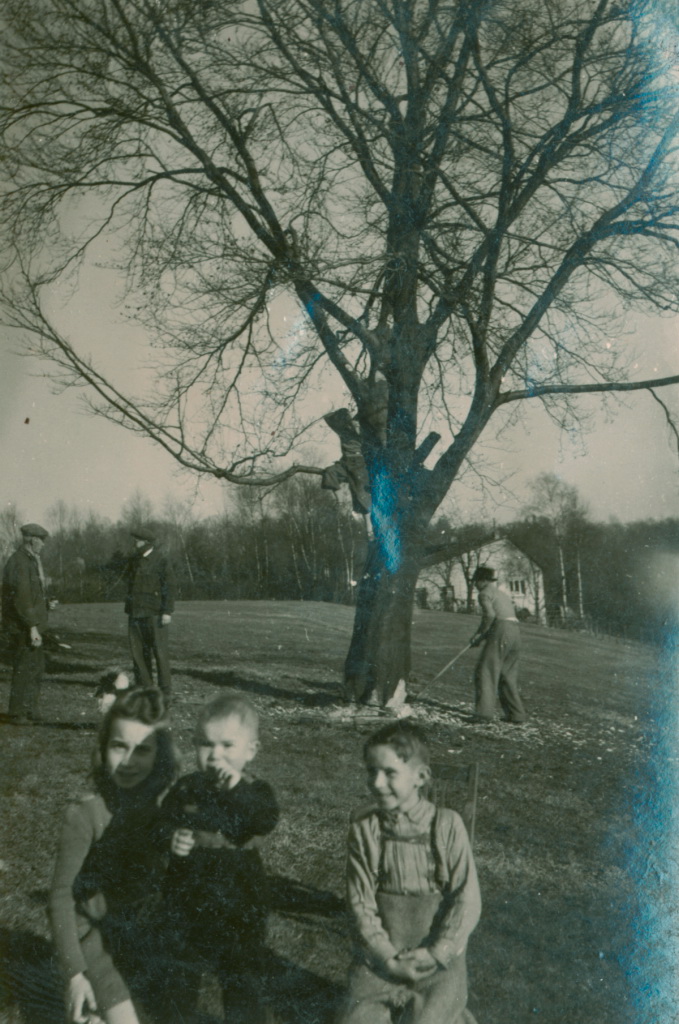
left=346, top=797, right=481, bottom=970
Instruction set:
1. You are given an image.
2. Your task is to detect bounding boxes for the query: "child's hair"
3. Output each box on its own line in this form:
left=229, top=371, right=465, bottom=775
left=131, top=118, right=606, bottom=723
left=92, top=687, right=179, bottom=807
left=363, top=721, right=430, bottom=767
left=194, top=693, right=260, bottom=738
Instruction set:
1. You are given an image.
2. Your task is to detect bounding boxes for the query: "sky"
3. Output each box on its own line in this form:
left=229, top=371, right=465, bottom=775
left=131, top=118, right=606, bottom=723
left=1, top=292, right=678, bottom=531
left=2, top=1, right=678, bottom=535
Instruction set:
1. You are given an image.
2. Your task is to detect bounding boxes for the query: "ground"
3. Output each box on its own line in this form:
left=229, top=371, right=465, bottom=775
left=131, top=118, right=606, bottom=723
left=0, top=600, right=673, bottom=1024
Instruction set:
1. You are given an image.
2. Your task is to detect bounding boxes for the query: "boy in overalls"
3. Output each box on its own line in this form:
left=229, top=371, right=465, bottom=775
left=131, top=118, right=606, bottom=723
left=338, top=722, right=480, bottom=1024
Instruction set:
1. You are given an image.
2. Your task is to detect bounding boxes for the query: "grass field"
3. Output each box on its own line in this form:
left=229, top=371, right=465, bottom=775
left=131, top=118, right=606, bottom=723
left=0, top=600, right=673, bottom=1024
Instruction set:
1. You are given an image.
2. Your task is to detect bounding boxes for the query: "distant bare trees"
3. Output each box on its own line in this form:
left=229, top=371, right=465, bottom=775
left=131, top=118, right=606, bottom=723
left=523, top=472, right=589, bottom=620
left=0, top=504, right=22, bottom=566
left=421, top=519, right=493, bottom=611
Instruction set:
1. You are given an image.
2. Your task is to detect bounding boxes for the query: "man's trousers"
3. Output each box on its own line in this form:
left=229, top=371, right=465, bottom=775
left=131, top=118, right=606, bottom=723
left=474, top=620, right=526, bottom=722
left=8, top=635, right=45, bottom=719
left=128, top=616, right=171, bottom=697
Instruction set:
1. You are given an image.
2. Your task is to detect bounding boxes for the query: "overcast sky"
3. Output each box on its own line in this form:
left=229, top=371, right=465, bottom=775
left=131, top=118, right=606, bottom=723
left=2, top=291, right=678, bottom=531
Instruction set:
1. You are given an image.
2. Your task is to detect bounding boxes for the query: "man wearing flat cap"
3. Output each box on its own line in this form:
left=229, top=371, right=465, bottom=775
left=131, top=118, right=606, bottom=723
left=124, top=526, right=175, bottom=699
left=469, top=565, right=527, bottom=724
left=2, top=523, right=53, bottom=722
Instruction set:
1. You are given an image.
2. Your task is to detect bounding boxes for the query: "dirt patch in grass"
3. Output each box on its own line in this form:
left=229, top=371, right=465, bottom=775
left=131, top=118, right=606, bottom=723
left=0, top=601, right=670, bottom=1024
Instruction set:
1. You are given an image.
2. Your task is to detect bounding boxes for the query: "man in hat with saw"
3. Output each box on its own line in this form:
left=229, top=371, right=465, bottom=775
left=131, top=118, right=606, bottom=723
left=2, top=523, right=54, bottom=722
left=124, top=526, right=175, bottom=700
left=469, top=565, right=527, bottom=724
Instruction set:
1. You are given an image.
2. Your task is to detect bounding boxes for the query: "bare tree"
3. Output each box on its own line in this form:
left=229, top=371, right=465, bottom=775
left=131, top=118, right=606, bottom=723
left=0, top=503, right=23, bottom=566
left=523, top=472, right=589, bottom=620
left=163, top=495, right=198, bottom=588
left=120, top=492, right=155, bottom=534
left=231, top=483, right=271, bottom=597
left=46, top=499, right=82, bottom=592
left=421, top=519, right=493, bottom=610
left=2, top=0, right=679, bottom=703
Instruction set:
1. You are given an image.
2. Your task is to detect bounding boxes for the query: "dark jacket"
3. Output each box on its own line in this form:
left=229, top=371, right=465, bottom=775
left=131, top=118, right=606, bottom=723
left=160, top=771, right=279, bottom=920
left=2, top=546, right=49, bottom=634
left=124, top=547, right=175, bottom=618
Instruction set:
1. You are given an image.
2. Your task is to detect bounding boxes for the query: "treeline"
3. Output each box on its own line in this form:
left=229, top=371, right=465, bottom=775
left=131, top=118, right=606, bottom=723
left=423, top=511, right=679, bottom=643
left=1, top=480, right=368, bottom=608
left=2, top=480, right=676, bottom=643
left=506, top=516, right=679, bottom=643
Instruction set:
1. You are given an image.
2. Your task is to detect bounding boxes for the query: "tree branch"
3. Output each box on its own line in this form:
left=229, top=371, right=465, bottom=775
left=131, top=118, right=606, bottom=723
left=497, top=373, right=679, bottom=404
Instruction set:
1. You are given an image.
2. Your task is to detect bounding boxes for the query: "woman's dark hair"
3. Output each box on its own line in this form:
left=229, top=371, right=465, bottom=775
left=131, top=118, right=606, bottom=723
left=92, top=687, right=179, bottom=809
left=363, top=721, right=430, bottom=766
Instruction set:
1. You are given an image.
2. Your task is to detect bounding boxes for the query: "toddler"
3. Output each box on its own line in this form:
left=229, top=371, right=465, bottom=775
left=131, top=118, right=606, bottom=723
left=159, top=693, right=279, bottom=1023
left=338, top=721, right=480, bottom=1024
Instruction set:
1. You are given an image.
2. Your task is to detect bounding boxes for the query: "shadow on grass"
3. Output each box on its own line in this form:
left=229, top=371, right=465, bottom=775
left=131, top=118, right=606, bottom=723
left=53, top=631, right=123, bottom=646
left=0, top=714, right=98, bottom=730
left=279, top=674, right=338, bottom=693
left=185, top=668, right=341, bottom=709
left=412, top=695, right=474, bottom=716
left=269, top=875, right=345, bottom=918
left=267, top=955, right=342, bottom=1024
left=47, top=659, right=104, bottom=677
left=0, top=929, right=66, bottom=1024
left=27, top=890, right=50, bottom=906
left=0, top=927, right=341, bottom=1024
left=187, top=957, right=341, bottom=1024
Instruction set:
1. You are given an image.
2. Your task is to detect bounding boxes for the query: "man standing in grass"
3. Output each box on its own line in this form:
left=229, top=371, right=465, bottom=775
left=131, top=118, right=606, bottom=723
left=470, top=565, right=526, bottom=724
left=2, top=522, right=53, bottom=723
left=124, top=527, right=175, bottom=701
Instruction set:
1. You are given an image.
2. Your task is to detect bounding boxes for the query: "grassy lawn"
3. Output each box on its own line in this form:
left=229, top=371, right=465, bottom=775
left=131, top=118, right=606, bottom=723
left=0, top=600, right=671, bottom=1024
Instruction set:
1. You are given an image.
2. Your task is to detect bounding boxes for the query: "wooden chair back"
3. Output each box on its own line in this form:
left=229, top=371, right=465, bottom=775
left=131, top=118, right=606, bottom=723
left=429, top=761, right=479, bottom=848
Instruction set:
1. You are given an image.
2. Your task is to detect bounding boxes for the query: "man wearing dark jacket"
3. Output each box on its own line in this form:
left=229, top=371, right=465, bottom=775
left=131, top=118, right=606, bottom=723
left=2, top=523, right=52, bottom=722
left=124, top=528, right=175, bottom=699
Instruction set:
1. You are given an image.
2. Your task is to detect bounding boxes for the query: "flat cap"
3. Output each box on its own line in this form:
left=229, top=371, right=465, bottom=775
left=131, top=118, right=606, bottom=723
left=130, top=526, right=155, bottom=544
left=21, top=523, right=49, bottom=540
left=473, top=565, right=496, bottom=583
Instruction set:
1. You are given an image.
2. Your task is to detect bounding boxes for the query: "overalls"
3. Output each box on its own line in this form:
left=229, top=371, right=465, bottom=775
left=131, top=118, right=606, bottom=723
left=339, top=812, right=478, bottom=1024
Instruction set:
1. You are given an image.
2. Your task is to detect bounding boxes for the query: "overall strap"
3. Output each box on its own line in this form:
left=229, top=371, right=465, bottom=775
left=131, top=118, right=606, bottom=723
left=376, top=809, right=442, bottom=892
left=429, top=806, right=446, bottom=890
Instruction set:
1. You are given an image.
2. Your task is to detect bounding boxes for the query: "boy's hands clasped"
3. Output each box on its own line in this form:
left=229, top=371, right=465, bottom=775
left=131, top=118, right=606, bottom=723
left=386, top=947, right=439, bottom=983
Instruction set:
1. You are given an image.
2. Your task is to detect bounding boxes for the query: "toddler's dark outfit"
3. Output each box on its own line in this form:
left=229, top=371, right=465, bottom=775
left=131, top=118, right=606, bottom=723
left=158, top=770, right=279, bottom=1024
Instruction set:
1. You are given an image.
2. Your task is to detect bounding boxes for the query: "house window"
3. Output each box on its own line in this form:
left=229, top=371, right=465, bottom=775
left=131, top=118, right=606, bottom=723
left=509, top=579, right=527, bottom=595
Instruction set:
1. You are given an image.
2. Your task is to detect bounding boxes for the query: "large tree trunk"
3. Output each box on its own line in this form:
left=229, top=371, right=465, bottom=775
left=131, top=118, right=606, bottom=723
left=342, top=377, right=444, bottom=708
left=343, top=532, right=425, bottom=707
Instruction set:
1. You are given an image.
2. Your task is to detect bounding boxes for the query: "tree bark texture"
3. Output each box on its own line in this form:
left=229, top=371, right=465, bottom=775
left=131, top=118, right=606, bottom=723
left=344, top=531, right=425, bottom=707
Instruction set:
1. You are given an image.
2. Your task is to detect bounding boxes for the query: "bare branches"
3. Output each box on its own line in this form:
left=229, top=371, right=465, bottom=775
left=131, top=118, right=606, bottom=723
left=498, top=372, right=679, bottom=404
left=1, top=276, right=322, bottom=486
left=649, top=389, right=679, bottom=459
left=0, top=0, right=678, bottom=501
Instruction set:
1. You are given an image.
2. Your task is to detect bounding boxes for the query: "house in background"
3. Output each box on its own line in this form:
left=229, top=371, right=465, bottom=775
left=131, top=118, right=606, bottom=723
left=417, top=536, right=546, bottom=624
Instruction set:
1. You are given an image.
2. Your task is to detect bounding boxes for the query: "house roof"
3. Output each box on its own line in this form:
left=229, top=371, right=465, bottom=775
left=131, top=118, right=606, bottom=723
left=421, top=535, right=543, bottom=571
